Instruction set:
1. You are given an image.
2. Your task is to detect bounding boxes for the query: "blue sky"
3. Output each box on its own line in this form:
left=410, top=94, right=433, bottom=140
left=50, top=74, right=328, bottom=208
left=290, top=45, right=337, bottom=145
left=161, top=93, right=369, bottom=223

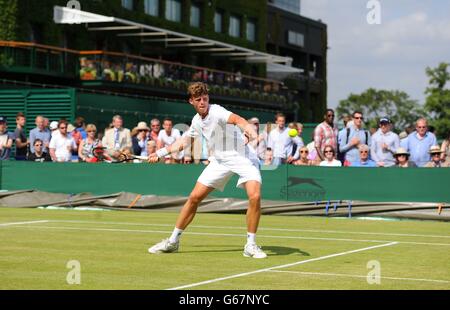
left=301, top=0, right=450, bottom=110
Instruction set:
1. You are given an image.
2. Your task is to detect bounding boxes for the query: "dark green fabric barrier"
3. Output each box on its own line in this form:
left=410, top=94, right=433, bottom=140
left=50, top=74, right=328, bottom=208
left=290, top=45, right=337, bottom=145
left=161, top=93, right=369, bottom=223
left=1, top=161, right=449, bottom=203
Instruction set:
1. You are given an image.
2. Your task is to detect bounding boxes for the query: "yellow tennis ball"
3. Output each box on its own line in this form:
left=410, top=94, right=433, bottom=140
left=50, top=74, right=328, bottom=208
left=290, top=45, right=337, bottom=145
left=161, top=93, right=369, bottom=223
left=288, top=128, right=298, bottom=137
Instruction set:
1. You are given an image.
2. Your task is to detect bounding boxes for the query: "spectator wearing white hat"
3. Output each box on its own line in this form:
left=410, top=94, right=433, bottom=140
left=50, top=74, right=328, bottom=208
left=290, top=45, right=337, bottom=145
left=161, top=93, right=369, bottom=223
left=393, top=147, right=417, bottom=168
left=132, top=121, right=150, bottom=156
left=424, top=146, right=450, bottom=168
left=370, top=117, right=400, bottom=167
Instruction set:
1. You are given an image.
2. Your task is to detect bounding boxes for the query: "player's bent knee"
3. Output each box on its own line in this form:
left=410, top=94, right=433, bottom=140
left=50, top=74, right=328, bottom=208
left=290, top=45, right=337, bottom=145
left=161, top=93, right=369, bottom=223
left=248, top=192, right=261, bottom=204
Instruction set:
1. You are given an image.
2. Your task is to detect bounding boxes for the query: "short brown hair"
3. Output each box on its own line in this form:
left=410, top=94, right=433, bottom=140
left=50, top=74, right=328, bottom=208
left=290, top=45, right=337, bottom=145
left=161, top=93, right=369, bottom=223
left=188, top=82, right=209, bottom=98
left=275, top=112, right=285, bottom=121
left=16, top=112, right=25, bottom=120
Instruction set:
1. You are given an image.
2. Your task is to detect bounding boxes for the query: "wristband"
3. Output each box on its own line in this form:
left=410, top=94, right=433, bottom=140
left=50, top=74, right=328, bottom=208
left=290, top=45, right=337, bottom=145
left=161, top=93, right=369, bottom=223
left=156, top=148, right=169, bottom=158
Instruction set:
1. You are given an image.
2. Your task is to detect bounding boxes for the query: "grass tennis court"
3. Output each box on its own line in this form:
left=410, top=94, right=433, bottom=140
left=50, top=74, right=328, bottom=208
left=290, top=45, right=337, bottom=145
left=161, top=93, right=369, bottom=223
left=0, top=208, right=449, bottom=290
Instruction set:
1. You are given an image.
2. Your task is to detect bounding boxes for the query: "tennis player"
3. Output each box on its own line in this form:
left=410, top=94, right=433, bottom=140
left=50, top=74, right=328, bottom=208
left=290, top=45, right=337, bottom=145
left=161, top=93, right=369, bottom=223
left=148, top=82, right=266, bottom=258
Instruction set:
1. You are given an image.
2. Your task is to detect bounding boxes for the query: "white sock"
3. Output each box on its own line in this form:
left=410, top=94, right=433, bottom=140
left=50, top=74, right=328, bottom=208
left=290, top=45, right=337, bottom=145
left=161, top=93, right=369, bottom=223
left=247, top=232, right=256, bottom=245
left=169, top=227, right=184, bottom=243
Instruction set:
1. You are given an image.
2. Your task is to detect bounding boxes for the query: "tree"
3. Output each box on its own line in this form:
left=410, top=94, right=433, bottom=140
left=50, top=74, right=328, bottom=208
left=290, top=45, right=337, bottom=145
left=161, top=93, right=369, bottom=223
left=425, top=62, right=450, bottom=138
left=337, top=88, right=424, bottom=132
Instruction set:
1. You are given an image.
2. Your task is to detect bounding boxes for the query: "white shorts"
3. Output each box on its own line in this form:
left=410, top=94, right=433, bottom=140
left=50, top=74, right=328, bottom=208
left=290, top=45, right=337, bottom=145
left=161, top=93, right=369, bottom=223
left=197, top=156, right=262, bottom=192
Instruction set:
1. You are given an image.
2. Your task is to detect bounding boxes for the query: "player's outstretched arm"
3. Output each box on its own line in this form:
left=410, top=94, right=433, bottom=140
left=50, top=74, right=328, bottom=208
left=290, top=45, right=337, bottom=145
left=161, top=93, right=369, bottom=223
left=228, top=113, right=258, bottom=143
left=148, top=134, right=191, bottom=163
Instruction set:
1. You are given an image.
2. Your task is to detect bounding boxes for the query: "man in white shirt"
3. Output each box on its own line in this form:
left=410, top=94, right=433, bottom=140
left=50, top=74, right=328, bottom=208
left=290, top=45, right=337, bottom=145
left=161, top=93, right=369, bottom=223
left=49, top=120, right=77, bottom=162
left=267, top=113, right=303, bottom=165
left=148, top=82, right=266, bottom=259
left=157, top=118, right=182, bottom=163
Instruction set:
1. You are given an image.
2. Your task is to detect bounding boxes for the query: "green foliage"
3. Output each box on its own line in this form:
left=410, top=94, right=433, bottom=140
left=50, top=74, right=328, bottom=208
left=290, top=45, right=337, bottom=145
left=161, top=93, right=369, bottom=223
left=425, top=62, right=450, bottom=138
left=337, top=88, right=424, bottom=132
left=0, top=0, right=18, bottom=40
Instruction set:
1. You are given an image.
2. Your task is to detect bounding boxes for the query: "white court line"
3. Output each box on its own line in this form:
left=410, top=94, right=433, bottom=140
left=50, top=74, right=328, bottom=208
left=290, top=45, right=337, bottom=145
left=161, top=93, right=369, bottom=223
left=268, top=270, right=450, bottom=284
left=7, top=224, right=450, bottom=246
left=0, top=220, right=49, bottom=227
left=167, top=242, right=398, bottom=290
left=52, top=220, right=450, bottom=239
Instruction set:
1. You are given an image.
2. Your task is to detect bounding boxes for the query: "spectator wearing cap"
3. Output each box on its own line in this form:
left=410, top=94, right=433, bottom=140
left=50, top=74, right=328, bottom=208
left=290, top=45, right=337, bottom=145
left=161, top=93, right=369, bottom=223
left=0, top=116, right=14, bottom=161
left=393, top=147, right=417, bottom=168
left=424, top=146, right=450, bottom=168
left=314, top=109, right=338, bottom=161
left=102, top=115, right=132, bottom=159
left=49, top=120, right=77, bottom=162
left=351, top=144, right=377, bottom=167
left=27, top=139, right=51, bottom=162
left=404, top=118, right=437, bottom=167
left=319, top=145, right=342, bottom=167
left=370, top=117, right=400, bottom=167
left=29, top=115, right=51, bottom=153
left=338, top=111, right=371, bottom=164
left=78, top=124, right=102, bottom=162
left=132, top=121, right=150, bottom=156
left=14, top=112, right=29, bottom=161
left=49, top=121, right=59, bottom=137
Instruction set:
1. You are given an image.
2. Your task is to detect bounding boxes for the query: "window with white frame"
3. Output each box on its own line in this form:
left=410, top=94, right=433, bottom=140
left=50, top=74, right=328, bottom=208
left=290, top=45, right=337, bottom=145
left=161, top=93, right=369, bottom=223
left=214, top=11, right=223, bottom=33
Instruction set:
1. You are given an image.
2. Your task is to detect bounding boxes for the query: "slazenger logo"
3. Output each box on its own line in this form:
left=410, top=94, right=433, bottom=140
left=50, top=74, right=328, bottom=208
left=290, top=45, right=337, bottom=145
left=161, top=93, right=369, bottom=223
left=280, top=177, right=326, bottom=200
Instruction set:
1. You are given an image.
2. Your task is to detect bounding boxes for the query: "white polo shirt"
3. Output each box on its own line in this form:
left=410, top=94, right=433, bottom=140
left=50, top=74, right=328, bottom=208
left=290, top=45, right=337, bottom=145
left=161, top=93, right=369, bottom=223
left=49, top=134, right=76, bottom=162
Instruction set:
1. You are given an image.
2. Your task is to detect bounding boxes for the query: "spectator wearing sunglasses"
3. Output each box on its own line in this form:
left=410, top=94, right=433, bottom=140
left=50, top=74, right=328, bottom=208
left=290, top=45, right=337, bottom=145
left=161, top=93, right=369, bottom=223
left=79, top=124, right=102, bottom=162
left=404, top=118, right=437, bottom=167
left=293, top=146, right=314, bottom=166
left=393, top=147, right=417, bottom=168
left=132, top=122, right=150, bottom=156
left=313, top=109, right=338, bottom=162
left=350, top=144, right=377, bottom=167
left=27, top=139, right=51, bottom=162
left=338, top=111, right=371, bottom=164
left=319, top=145, right=342, bottom=167
left=424, top=146, right=450, bottom=168
left=49, top=120, right=77, bottom=162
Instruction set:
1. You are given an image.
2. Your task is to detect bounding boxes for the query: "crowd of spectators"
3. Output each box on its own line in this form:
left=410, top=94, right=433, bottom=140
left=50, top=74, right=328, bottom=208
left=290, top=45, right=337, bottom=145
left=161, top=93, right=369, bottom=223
left=0, top=110, right=449, bottom=169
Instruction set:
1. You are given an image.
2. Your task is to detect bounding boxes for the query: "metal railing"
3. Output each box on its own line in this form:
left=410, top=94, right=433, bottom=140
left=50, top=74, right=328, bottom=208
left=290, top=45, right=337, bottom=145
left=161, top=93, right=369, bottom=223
left=0, top=41, right=292, bottom=104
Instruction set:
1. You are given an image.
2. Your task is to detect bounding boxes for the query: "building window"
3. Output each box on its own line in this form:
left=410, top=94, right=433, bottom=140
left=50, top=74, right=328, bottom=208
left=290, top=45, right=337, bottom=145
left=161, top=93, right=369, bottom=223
left=190, top=4, right=200, bottom=27
left=288, top=30, right=304, bottom=47
left=246, top=20, right=256, bottom=42
left=121, top=0, right=133, bottom=10
left=166, top=0, right=181, bottom=22
left=229, top=15, right=241, bottom=38
left=214, top=11, right=223, bottom=33
left=144, top=0, right=159, bottom=16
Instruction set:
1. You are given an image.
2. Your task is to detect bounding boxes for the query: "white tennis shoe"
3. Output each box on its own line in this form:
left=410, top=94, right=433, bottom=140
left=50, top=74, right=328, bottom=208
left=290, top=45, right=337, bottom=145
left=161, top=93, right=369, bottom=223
left=148, top=238, right=179, bottom=254
left=243, top=243, right=267, bottom=259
